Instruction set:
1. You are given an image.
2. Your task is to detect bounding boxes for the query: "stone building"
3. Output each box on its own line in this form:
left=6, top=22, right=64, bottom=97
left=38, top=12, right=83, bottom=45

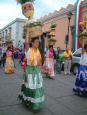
left=0, top=18, right=26, bottom=48
left=0, top=0, right=87, bottom=51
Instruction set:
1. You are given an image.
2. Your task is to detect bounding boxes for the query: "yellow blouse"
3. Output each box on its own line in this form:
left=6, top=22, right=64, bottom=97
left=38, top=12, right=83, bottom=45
left=26, top=48, right=42, bottom=66
left=64, top=50, right=72, bottom=58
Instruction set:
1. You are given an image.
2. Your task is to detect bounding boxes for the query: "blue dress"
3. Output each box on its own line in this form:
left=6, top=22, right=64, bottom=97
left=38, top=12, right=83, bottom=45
left=73, top=54, right=87, bottom=97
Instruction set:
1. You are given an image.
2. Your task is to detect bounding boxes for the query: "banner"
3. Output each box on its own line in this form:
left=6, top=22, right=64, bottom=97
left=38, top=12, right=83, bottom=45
left=74, top=0, right=83, bottom=51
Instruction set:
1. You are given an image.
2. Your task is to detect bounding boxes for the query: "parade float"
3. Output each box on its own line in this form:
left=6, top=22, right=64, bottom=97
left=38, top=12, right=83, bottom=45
left=16, top=0, right=42, bottom=44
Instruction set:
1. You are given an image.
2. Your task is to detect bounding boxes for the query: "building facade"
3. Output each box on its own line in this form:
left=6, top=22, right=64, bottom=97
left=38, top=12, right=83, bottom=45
left=40, top=4, right=75, bottom=50
left=40, top=0, right=87, bottom=51
left=0, top=18, right=26, bottom=48
left=0, top=1, right=87, bottom=51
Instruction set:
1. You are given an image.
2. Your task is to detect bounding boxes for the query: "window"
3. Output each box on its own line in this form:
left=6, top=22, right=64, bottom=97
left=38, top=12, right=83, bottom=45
left=73, top=53, right=81, bottom=57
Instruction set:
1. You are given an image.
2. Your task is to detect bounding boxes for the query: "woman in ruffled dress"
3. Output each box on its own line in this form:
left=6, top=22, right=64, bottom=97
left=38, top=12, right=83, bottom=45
left=19, top=38, right=44, bottom=110
left=5, top=47, right=14, bottom=74
left=43, top=45, right=55, bottom=79
left=73, top=44, right=87, bottom=97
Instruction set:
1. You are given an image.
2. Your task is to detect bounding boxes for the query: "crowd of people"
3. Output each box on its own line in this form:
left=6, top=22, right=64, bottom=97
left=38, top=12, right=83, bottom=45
left=0, top=43, right=25, bottom=73
left=0, top=41, right=87, bottom=111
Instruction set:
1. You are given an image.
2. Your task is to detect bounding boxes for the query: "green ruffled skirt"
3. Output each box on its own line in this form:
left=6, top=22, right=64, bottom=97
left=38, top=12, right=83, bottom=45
left=19, top=65, right=44, bottom=110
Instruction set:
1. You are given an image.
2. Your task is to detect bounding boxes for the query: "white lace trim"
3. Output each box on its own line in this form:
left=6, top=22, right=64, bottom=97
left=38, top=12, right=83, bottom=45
left=21, top=93, right=44, bottom=103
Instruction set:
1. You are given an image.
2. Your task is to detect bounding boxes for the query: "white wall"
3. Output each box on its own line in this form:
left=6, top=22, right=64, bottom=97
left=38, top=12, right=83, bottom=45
left=11, top=22, right=17, bottom=47
left=16, top=21, right=25, bottom=48
left=0, top=19, right=26, bottom=48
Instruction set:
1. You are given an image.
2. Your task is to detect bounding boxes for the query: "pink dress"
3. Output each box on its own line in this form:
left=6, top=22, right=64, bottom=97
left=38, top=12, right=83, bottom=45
left=43, top=49, right=55, bottom=79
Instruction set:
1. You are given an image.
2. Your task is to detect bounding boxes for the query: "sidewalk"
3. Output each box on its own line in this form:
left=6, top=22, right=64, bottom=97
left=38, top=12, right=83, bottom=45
left=0, top=62, right=87, bottom=115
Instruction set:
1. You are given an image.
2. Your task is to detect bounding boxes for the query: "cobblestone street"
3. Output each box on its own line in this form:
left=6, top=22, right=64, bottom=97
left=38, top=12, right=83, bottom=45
left=0, top=61, right=87, bottom=115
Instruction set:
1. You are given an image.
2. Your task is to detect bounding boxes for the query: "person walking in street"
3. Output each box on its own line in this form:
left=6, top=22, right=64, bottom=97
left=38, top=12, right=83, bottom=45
left=56, top=47, right=62, bottom=74
left=73, top=44, right=87, bottom=97
left=64, top=47, right=72, bottom=75
left=43, top=45, right=55, bottom=79
left=5, top=47, right=14, bottom=74
left=18, top=38, right=44, bottom=110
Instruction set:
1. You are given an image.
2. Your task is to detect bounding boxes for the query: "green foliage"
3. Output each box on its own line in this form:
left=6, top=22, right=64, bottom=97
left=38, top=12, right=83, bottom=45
left=49, top=38, right=56, bottom=42
left=27, top=21, right=42, bottom=28
left=48, top=38, right=56, bottom=45
left=78, top=31, right=87, bottom=38
left=50, top=24, right=57, bottom=29
left=17, top=0, right=35, bottom=4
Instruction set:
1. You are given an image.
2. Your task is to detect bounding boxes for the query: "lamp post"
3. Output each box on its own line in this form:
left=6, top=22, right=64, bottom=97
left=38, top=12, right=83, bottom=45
left=65, top=12, right=72, bottom=48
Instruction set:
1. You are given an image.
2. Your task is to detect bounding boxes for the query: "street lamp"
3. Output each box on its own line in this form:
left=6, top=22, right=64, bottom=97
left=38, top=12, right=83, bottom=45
left=65, top=12, right=73, bottom=48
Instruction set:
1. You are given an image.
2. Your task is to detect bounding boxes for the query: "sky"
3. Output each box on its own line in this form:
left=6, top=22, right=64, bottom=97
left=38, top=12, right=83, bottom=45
left=0, top=0, right=77, bottom=29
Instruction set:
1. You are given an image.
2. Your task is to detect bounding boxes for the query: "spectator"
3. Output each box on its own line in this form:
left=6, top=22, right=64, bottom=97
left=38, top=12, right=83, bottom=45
left=64, top=47, right=72, bottom=75
left=43, top=45, right=55, bottom=79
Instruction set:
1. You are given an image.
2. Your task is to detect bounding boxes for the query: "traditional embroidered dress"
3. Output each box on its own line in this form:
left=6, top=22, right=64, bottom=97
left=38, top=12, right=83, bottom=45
left=5, top=50, right=14, bottom=74
left=73, top=52, right=87, bottom=97
left=19, top=48, right=44, bottom=110
left=43, top=49, right=55, bottom=79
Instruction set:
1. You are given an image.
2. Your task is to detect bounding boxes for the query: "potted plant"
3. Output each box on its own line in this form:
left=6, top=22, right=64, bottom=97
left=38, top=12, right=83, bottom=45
left=48, top=38, right=56, bottom=46
left=50, top=24, right=57, bottom=30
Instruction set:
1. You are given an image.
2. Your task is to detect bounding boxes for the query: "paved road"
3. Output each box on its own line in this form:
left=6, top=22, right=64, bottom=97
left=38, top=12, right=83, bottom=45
left=0, top=61, right=87, bottom=115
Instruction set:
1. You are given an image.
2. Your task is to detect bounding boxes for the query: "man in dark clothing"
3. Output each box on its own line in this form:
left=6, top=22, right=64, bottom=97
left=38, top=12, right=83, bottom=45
left=53, top=49, right=57, bottom=60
